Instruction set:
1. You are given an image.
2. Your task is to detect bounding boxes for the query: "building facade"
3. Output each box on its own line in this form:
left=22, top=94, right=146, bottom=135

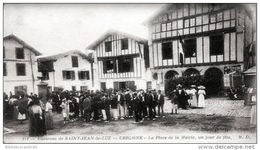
left=3, top=34, right=42, bottom=96
left=87, top=30, right=151, bottom=91
left=37, top=50, right=97, bottom=92
left=146, top=4, right=254, bottom=94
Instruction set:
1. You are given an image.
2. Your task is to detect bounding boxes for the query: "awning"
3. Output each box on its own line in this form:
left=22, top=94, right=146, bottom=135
left=243, top=66, right=256, bottom=75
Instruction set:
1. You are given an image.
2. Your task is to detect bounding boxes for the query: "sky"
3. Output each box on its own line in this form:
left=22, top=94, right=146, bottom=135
left=4, top=4, right=163, bottom=56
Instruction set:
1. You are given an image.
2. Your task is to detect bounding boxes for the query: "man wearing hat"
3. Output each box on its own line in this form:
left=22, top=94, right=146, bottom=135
left=157, top=90, right=165, bottom=117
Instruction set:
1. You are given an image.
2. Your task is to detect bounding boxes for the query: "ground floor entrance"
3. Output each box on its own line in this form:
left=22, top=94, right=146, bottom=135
left=113, top=81, right=135, bottom=91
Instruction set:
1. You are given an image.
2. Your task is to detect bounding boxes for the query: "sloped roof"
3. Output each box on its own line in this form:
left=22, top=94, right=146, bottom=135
left=144, top=4, right=255, bottom=25
left=37, top=50, right=93, bottom=63
left=3, top=34, right=42, bottom=56
left=86, top=29, right=147, bottom=50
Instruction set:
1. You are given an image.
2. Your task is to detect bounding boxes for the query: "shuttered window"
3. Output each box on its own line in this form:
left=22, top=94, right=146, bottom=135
left=162, top=42, right=173, bottom=60
left=105, top=41, right=112, bottom=52
left=118, top=57, right=134, bottom=73
left=121, top=38, right=128, bottom=50
left=71, top=56, right=78, bottom=67
left=78, top=71, right=90, bottom=80
left=16, top=47, right=24, bottom=59
left=62, top=70, right=75, bottom=80
left=210, top=34, right=224, bottom=55
left=16, top=63, right=26, bottom=76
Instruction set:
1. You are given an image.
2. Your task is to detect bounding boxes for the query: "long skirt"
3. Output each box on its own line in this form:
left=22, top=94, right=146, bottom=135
left=197, top=94, right=205, bottom=108
left=29, top=113, right=45, bottom=136
left=190, top=95, right=198, bottom=107
left=45, top=110, right=54, bottom=130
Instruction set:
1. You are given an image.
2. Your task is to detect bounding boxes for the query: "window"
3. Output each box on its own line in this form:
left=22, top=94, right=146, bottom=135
left=62, top=70, right=75, bottom=80
left=161, top=23, right=167, bottom=31
left=42, top=72, right=49, bottom=80
left=71, top=56, right=78, bottom=67
left=184, top=19, right=189, bottom=28
left=3, top=63, right=7, bottom=76
left=121, top=38, right=128, bottom=50
left=72, top=86, right=76, bottom=91
left=78, top=71, right=90, bottom=80
left=210, top=14, right=216, bottom=23
left=103, top=59, right=116, bottom=73
left=118, top=57, right=134, bottom=73
left=105, top=41, right=112, bottom=52
left=100, top=82, right=106, bottom=91
left=80, top=86, right=88, bottom=91
left=190, top=18, right=195, bottom=27
left=210, top=35, right=224, bottom=55
left=184, top=38, right=197, bottom=58
left=217, top=12, right=223, bottom=21
left=16, top=47, right=24, bottom=59
left=162, top=42, right=173, bottom=60
left=16, top=63, right=26, bottom=76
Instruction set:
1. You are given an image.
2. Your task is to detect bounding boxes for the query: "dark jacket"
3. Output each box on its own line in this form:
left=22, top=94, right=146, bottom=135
left=110, top=96, right=118, bottom=109
left=157, top=94, right=165, bottom=105
left=132, top=96, right=141, bottom=111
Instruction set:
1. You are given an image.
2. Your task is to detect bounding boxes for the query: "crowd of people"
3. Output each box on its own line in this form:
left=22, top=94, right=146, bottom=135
left=3, top=84, right=208, bottom=136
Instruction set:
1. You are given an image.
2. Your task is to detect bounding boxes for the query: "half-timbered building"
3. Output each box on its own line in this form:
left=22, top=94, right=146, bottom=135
left=145, top=4, right=255, bottom=95
left=87, top=30, right=150, bottom=91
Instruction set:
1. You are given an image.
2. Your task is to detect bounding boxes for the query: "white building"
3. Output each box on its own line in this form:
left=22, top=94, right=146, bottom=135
left=37, top=50, right=97, bottom=92
left=87, top=30, right=152, bottom=91
left=3, top=34, right=42, bottom=96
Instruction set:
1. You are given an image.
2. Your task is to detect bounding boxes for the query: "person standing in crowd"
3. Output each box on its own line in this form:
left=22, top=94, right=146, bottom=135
left=125, top=90, right=133, bottom=118
left=28, top=99, right=46, bottom=136
left=79, top=92, right=85, bottom=119
left=39, top=98, right=47, bottom=135
left=152, top=90, right=158, bottom=118
left=170, top=89, right=178, bottom=114
left=132, top=92, right=142, bottom=123
left=189, top=85, right=198, bottom=107
left=157, top=90, right=165, bottom=117
left=176, top=84, right=188, bottom=109
left=92, top=92, right=101, bottom=121
left=117, top=91, right=126, bottom=119
left=103, top=93, right=111, bottom=122
left=143, top=90, right=149, bottom=118
left=111, top=93, right=119, bottom=120
left=147, top=91, right=155, bottom=121
left=17, top=94, right=28, bottom=124
left=82, top=93, right=92, bottom=123
left=60, top=97, right=70, bottom=124
left=44, top=99, right=54, bottom=130
left=197, top=86, right=206, bottom=108
left=9, top=95, right=19, bottom=120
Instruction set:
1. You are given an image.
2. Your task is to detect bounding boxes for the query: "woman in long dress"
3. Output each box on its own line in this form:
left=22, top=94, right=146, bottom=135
left=189, top=85, right=198, bottom=107
left=60, top=99, right=70, bottom=124
left=45, top=100, right=54, bottom=130
left=28, top=100, right=45, bottom=136
left=197, top=86, right=206, bottom=108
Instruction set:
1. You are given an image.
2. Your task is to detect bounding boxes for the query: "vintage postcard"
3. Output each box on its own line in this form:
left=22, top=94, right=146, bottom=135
left=2, top=2, right=257, bottom=145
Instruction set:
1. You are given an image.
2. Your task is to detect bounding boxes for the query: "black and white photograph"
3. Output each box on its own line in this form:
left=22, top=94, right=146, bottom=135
left=2, top=1, right=257, bottom=145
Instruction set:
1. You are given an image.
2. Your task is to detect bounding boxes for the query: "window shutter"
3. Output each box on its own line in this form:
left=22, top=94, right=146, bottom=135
left=78, top=71, right=81, bottom=80
left=71, top=71, right=75, bottom=80
left=62, top=71, right=66, bottom=80
left=86, top=71, right=90, bottom=80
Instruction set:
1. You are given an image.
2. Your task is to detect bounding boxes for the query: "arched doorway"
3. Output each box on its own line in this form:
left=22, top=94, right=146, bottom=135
left=183, top=68, right=200, bottom=77
left=164, top=70, right=179, bottom=94
left=204, top=68, right=223, bottom=96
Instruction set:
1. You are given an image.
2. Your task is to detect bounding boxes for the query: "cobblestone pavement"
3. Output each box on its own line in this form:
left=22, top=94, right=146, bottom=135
left=164, top=97, right=251, bottom=117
